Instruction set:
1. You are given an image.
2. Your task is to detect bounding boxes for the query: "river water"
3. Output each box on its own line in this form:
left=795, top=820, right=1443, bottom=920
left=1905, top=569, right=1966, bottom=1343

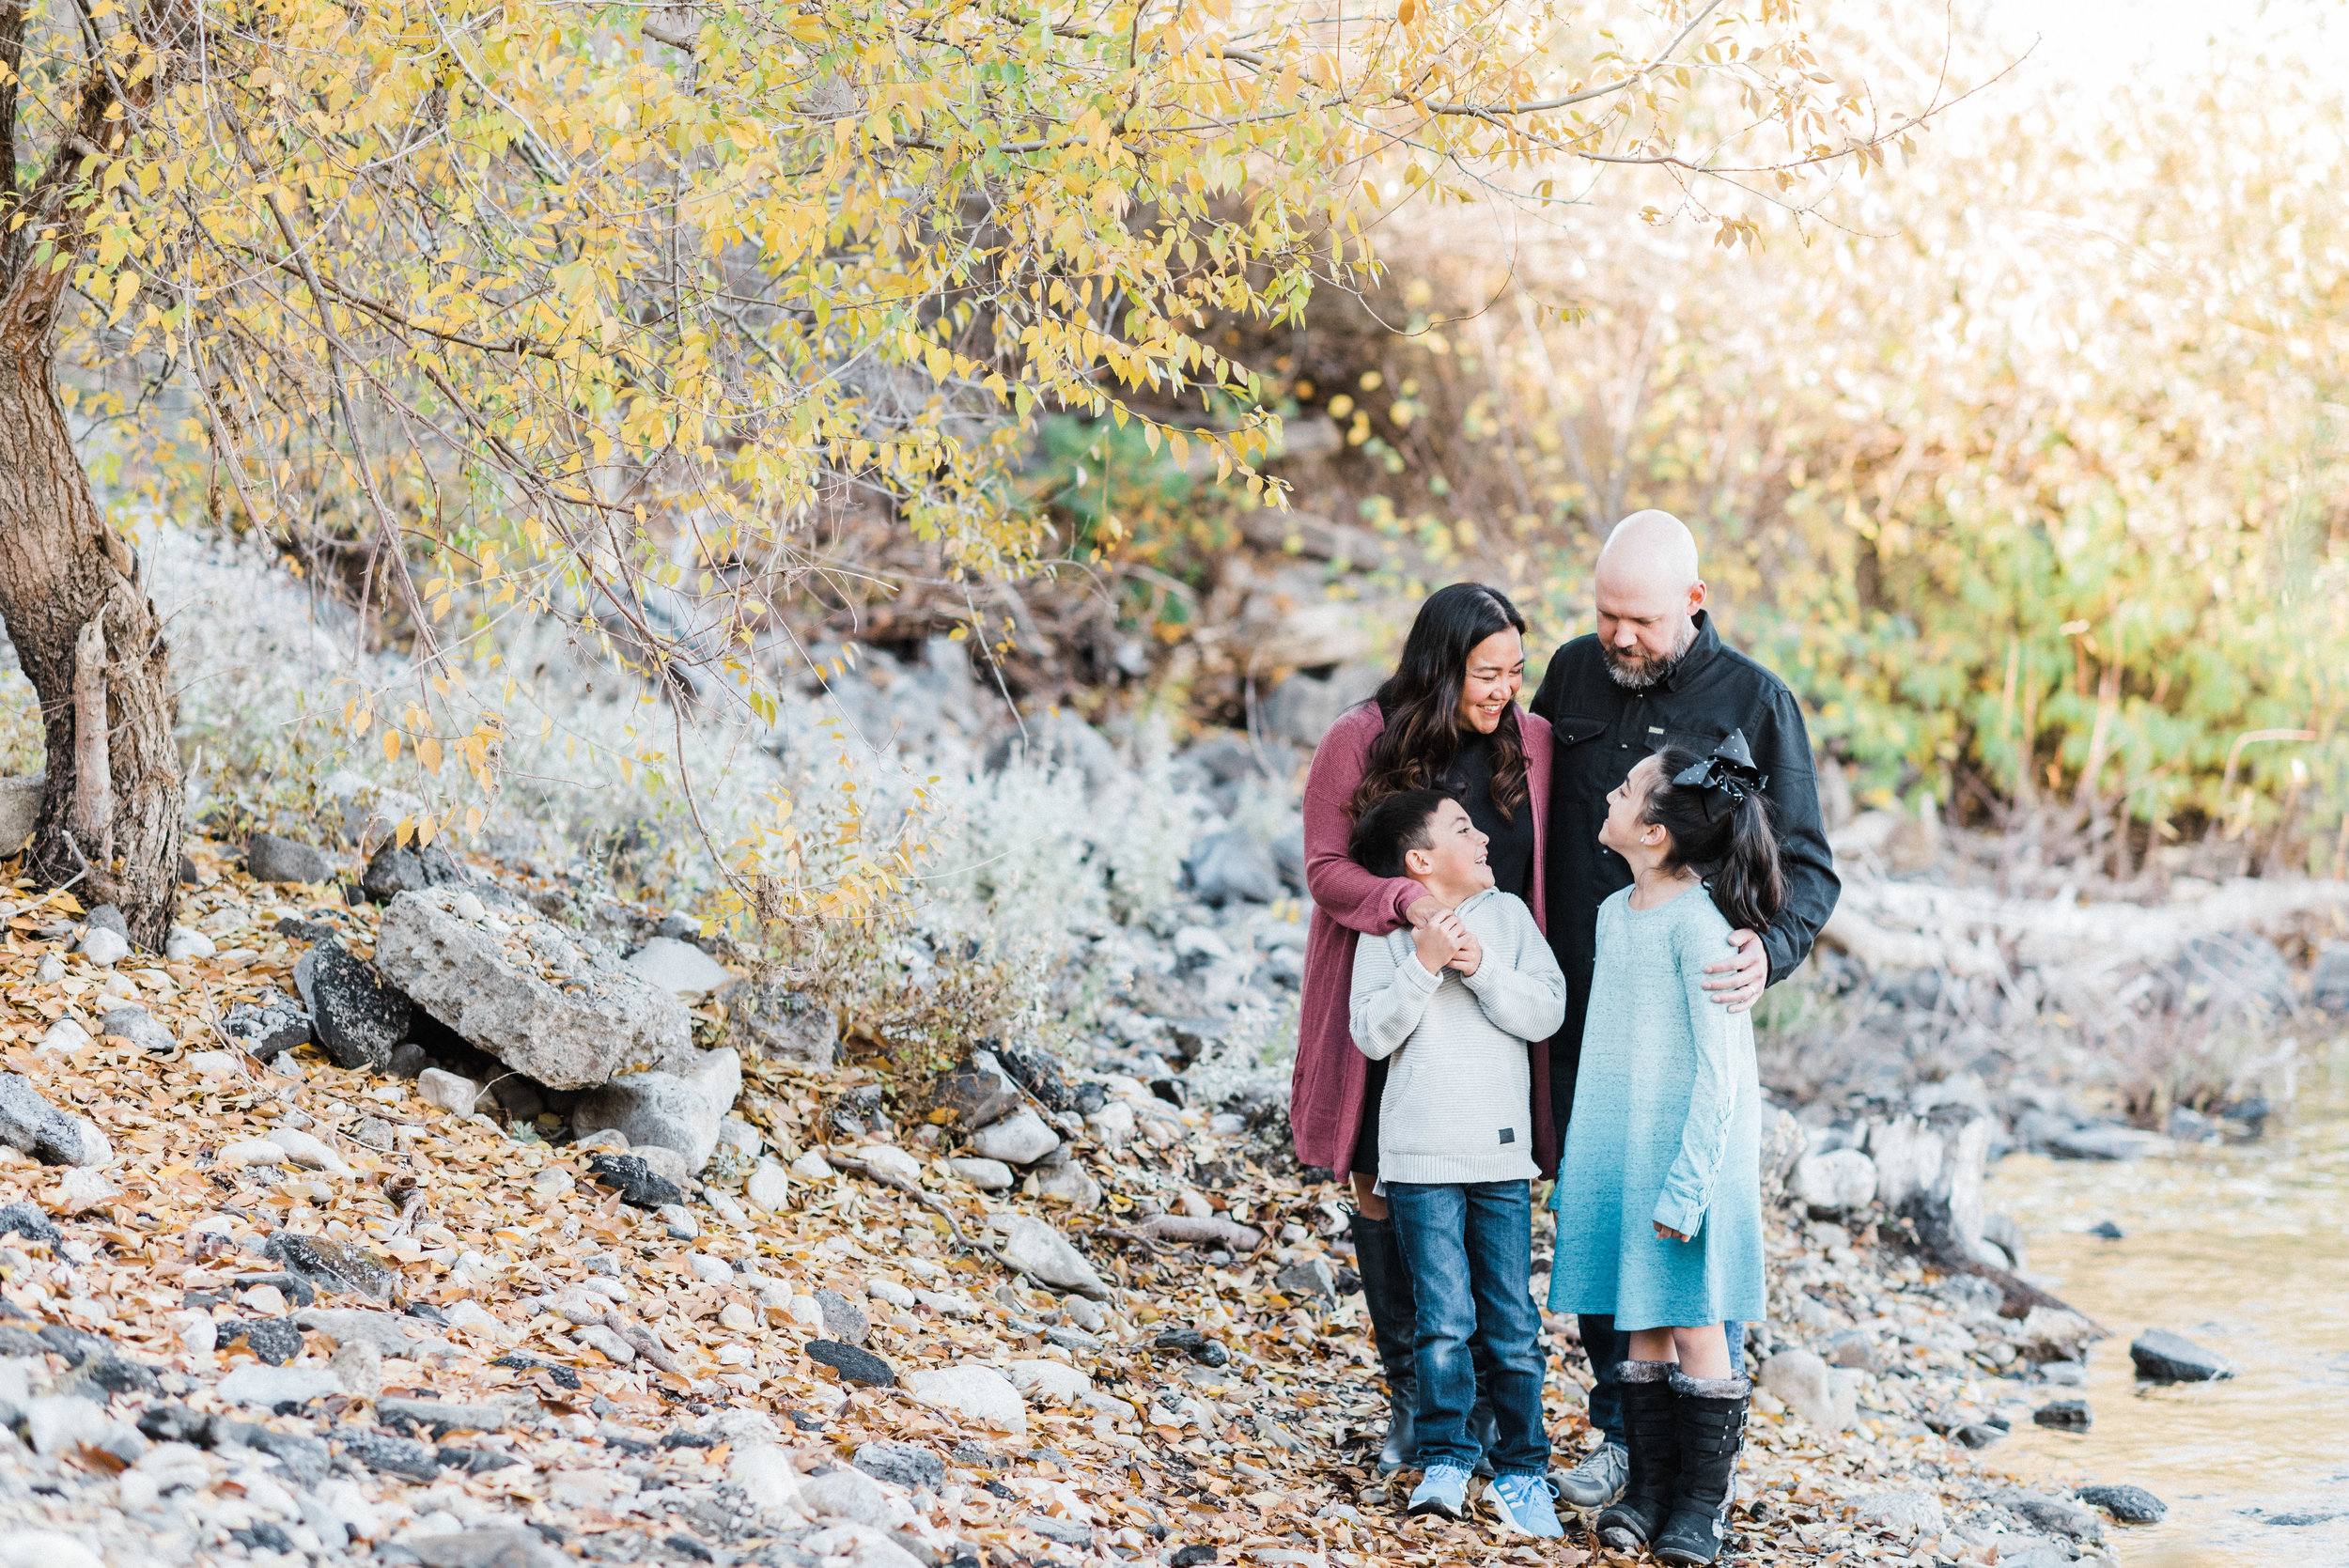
left=1984, top=1051, right=2349, bottom=1566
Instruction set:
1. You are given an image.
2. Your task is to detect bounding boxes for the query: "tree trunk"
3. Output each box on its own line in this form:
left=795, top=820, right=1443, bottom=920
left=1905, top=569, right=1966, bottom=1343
left=0, top=347, right=182, bottom=947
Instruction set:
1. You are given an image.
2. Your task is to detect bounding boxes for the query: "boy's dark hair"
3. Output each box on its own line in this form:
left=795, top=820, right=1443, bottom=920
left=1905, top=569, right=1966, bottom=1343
left=1644, top=746, right=1784, bottom=935
left=1348, top=788, right=1457, bottom=879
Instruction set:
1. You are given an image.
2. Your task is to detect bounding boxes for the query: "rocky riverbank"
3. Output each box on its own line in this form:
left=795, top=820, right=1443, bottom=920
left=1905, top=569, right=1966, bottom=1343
left=0, top=800, right=2215, bottom=1568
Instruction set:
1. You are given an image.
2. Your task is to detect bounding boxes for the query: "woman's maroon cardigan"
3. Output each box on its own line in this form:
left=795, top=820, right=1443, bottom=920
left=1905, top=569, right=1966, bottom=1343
left=1286, top=701, right=1558, bottom=1184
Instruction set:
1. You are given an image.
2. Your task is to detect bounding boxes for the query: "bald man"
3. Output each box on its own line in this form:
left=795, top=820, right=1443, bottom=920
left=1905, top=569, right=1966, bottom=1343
left=1528, top=510, right=1840, bottom=1504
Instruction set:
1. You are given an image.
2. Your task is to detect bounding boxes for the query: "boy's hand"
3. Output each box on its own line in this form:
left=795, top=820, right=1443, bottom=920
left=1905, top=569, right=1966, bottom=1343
left=1449, top=925, right=1483, bottom=977
left=1654, top=1221, right=1690, bottom=1242
left=1412, top=918, right=1462, bottom=974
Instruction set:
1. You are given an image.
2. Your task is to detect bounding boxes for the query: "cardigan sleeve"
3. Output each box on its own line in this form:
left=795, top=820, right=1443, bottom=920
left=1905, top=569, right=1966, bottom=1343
left=1301, top=707, right=1425, bottom=936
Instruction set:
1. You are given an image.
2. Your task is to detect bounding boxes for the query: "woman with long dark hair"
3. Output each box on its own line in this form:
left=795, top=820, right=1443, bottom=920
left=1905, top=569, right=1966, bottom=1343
left=1289, top=582, right=1559, bottom=1474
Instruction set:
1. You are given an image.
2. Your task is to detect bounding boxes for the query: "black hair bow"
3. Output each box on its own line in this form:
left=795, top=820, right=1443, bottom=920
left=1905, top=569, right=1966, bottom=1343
left=1672, top=730, right=1767, bottom=821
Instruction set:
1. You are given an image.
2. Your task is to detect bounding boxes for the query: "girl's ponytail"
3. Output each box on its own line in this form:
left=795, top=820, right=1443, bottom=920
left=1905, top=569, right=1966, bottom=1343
left=1644, top=739, right=1784, bottom=935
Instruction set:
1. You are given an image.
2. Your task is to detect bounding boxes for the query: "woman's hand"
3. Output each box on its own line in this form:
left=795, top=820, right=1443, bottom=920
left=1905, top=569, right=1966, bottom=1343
left=1404, top=894, right=1444, bottom=929
left=1654, top=1221, right=1690, bottom=1242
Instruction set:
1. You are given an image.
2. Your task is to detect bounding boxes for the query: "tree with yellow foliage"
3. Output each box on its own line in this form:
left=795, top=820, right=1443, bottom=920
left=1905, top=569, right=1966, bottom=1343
left=0, top=0, right=1944, bottom=938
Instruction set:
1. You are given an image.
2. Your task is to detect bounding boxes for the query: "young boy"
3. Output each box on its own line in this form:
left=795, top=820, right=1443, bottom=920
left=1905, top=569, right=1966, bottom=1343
left=1347, top=788, right=1568, bottom=1537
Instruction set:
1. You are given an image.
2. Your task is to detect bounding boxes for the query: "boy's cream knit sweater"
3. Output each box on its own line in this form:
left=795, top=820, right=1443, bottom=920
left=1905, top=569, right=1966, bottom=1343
left=1347, top=887, right=1567, bottom=1186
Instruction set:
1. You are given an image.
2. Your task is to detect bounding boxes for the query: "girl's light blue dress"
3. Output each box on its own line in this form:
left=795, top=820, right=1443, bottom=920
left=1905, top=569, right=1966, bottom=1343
left=1548, top=883, right=1766, bottom=1330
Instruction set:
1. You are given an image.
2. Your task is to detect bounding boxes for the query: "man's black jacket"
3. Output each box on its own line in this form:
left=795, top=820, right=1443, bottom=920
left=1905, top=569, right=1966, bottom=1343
left=1527, top=611, right=1840, bottom=1138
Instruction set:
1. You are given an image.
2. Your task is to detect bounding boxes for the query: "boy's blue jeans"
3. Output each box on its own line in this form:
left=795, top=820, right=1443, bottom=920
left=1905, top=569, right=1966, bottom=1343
left=1385, top=1180, right=1549, bottom=1478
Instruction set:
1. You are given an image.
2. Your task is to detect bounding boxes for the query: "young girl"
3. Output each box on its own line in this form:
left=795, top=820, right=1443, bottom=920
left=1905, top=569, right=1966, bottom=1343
left=1547, top=734, right=1781, bottom=1567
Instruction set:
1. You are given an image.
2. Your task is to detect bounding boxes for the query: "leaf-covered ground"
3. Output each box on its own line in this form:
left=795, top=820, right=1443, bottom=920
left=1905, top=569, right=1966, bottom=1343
left=0, top=846, right=2099, bottom=1568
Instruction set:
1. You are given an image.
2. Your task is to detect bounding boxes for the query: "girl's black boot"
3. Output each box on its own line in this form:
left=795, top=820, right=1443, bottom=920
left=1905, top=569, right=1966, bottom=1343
left=1347, top=1211, right=1419, bottom=1474
left=1652, top=1371, right=1751, bottom=1566
left=1592, top=1361, right=1679, bottom=1547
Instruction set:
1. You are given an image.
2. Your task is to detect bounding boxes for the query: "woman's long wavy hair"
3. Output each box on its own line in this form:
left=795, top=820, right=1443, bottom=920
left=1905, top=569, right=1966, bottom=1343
left=1347, top=582, right=1530, bottom=821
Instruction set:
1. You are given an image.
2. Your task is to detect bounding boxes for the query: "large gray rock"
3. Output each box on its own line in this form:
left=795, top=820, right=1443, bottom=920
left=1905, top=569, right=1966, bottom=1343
left=309, top=942, right=412, bottom=1071
left=361, top=841, right=465, bottom=903
left=98, top=1005, right=174, bottom=1056
left=905, top=1365, right=1027, bottom=1433
left=372, top=887, right=692, bottom=1090
left=1186, top=828, right=1283, bottom=907
left=2077, top=1483, right=2166, bottom=1525
left=719, top=977, right=838, bottom=1066
left=246, top=832, right=330, bottom=884
left=571, top=1048, right=741, bottom=1172
left=991, top=1215, right=1110, bottom=1299
left=0, top=1074, right=109, bottom=1166
left=2129, top=1328, right=2231, bottom=1383
left=623, top=937, right=732, bottom=1001
left=968, top=1106, right=1059, bottom=1165
left=221, top=998, right=311, bottom=1058
left=1791, top=1148, right=1877, bottom=1212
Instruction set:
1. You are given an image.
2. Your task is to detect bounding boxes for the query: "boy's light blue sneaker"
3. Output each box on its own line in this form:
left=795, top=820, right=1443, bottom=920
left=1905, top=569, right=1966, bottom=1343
left=1489, top=1473, right=1564, bottom=1539
left=1407, top=1464, right=1473, bottom=1520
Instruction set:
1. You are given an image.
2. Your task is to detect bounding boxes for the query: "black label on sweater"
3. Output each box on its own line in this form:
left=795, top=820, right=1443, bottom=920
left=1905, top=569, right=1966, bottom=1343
left=1499, top=1127, right=1516, bottom=1144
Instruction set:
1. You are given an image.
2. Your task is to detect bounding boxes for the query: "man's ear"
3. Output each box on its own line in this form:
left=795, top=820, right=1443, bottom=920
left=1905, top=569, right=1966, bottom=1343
left=1687, top=578, right=1709, bottom=616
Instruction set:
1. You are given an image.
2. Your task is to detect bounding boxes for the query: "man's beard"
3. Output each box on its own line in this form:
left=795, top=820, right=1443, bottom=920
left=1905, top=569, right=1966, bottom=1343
left=1602, top=620, right=1697, bottom=689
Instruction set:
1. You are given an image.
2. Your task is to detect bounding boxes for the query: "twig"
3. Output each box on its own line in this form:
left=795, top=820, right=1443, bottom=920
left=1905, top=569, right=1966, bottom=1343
left=1089, top=1225, right=1173, bottom=1256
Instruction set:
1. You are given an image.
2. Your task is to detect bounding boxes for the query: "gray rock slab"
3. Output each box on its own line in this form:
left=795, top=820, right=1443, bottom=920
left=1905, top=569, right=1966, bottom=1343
left=361, top=841, right=466, bottom=903
left=853, top=1439, right=944, bottom=1492
left=217, top=1364, right=343, bottom=1406
left=814, top=1289, right=869, bottom=1346
left=98, top=1005, right=174, bottom=1055
left=570, top=1047, right=740, bottom=1172
left=2077, top=1483, right=2167, bottom=1525
left=992, top=1215, right=1110, bottom=1300
left=247, top=832, right=330, bottom=884
left=946, top=1157, right=1015, bottom=1191
left=0, top=1073, right=109, bottom=1165
left=968, top=1106, right=1059, bottom=1165
left=221, top=997, right=311, bottom=1057
left=2129, top=1328, right=2232, bottom=1382
left=373, top=887, right=691, bottom=1089
left=310, top=941, right=412, bottom=1071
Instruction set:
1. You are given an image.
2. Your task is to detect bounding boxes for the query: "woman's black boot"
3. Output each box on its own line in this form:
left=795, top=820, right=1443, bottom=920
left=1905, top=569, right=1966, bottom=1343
left=1348, top=1211, right=1419, bottom=1474
left=1652, top=1371, right=1751, bottom=1566
left=1592, top=1361, right=1678, bottom=1547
